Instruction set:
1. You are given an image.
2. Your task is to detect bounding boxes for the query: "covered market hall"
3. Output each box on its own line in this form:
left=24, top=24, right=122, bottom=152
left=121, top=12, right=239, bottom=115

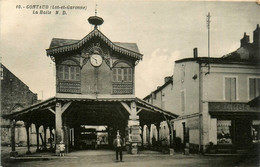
left=3, top=95, right=177, bottom=156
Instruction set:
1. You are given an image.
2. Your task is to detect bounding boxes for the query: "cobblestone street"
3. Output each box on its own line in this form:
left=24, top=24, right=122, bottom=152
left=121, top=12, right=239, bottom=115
left=1, top=147, right=259, bottom=167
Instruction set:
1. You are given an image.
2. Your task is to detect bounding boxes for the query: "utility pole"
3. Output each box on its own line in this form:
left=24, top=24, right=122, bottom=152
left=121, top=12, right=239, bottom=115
left=206, top=12, right=211, bottom=75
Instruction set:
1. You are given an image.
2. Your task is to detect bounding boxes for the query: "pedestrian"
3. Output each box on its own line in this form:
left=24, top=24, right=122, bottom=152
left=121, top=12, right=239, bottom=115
left=113, top=134, right=123, bottom=162
left=59, top=142, right=65, bottom=157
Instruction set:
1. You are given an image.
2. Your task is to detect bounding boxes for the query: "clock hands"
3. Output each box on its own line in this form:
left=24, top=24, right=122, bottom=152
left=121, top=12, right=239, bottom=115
left=93, top=57, right=98, bottom=64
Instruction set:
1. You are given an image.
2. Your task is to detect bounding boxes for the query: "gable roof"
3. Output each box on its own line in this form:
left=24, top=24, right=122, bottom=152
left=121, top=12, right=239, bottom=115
left=49, top=38, right=79, bottom=48
left=143, top=76, right=173, bottom=100
left=46, top=29, right=143, bottom=60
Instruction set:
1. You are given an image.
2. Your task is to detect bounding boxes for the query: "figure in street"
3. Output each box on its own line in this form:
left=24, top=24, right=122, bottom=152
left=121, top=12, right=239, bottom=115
left=59, top=142, right=65, bottom=157
left=113, top=132, right=123, bottom=162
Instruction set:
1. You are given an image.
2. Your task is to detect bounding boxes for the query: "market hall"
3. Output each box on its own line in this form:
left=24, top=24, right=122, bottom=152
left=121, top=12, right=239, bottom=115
left=3, top=14, right=177, bottom=156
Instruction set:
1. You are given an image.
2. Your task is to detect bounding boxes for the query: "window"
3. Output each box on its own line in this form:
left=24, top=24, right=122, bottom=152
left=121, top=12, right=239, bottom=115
left=225, top=77, right=237, bottom=101
left=181, top=90, right=185, bottom=112
left=112, top=68, right=132, bottom=82
left=217, top=120, right=232, bottom=144
left=58, top=65, right=80, bottom=81
left=249, top=78, right=260, bottom=100
left=152, top=93, right=156, bottom=100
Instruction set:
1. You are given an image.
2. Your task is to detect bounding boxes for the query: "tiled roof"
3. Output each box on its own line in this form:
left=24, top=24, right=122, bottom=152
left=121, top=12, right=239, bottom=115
left=49, top=39, right=140, bottom=54
left=46, top=29, right=142, bottom=60
left=49, top=38, right=79, bottom=49
left=114, top=42, right=140, bottom=53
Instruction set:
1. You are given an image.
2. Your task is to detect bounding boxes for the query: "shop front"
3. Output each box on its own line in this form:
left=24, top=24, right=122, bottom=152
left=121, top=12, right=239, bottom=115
left=209, top=102, right=260, bottom=153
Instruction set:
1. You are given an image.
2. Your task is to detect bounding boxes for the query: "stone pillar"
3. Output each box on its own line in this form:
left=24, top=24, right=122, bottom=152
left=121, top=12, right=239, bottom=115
left=35, top=124, right=40, bottom=152
left=156, top=123, right=160, bottom=141
left=127, top=101, right=141, bottom=154
left=63, top=120, right=70, bottom=153
left=55, top=102, right=64, bottom=154
left=49, top=127, right=53, bottom=149
left=147, top=124, right=151, bottom=148
left=25, top=122, right=31, bottom=154
left=140, top=125, right=144, bottom=148
left=43, top=125, right=47, bottom=151
left=10, top=119, right=18, bottom=157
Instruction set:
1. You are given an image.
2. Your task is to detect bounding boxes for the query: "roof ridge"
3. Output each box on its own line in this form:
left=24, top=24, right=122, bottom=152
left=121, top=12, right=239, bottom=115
left=47, top=29, right=142, bottom=59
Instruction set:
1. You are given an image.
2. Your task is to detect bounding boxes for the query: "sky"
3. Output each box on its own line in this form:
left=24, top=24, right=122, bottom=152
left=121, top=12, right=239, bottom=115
left=0, top=0, right=259, bottom=100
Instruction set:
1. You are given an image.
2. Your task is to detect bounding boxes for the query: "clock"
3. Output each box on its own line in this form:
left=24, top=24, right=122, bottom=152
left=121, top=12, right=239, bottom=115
left=90, top=54, right=103, bottom=67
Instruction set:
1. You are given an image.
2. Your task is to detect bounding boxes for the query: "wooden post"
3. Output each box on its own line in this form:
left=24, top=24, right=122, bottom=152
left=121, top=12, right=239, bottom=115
left=25, top=122, right=31, bottom=154
left=10, top=119, right=18, bottom=157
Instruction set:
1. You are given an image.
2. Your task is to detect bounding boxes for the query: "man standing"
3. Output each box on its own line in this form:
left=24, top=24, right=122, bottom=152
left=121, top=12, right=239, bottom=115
left=113, top=133, right=123, bottom=162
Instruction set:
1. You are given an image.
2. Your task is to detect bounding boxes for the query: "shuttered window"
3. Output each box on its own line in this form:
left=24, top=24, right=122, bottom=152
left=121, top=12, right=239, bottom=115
left=225, top=77, right=236, bottom=101
left=249, top=78, right=260, bottom=100
left=181, top=90, right=185, bottom=112
left=58, top=65, right=80, bottom=81
left=112, top=68, right=132, bottom=82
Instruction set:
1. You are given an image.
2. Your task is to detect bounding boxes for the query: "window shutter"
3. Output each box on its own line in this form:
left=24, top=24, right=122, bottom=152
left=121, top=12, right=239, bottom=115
left=118, top=69, right=122, bottom=81
left=64, top=66, right=69, bottom=80
left=70, top=66, right=75, bottom=80
left=181, top=91, right=185, bottom=112
left=128, top=68, right=132, bottom=82
left=249, top=78, right=256, bottom=100
left=123, top=68, right=128, bottom=82
left=230, top=78, right=236, bottom=101
left=113, top=69, right=117, bottom=82
left=76, top=67, right=80, bottom=80
left=225, top=78, right=231, bottom=100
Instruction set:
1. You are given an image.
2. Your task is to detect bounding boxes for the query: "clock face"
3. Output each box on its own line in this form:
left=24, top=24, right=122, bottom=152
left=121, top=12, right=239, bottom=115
left=90, top=54, right=103, bottom=67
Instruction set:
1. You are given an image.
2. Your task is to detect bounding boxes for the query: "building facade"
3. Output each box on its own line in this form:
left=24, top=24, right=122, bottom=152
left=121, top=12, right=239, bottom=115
left=173, top=25, right=260, bottom=153
left=143, top=24, right=260, bottom=153
left=0, top=64, right=38, bottom=146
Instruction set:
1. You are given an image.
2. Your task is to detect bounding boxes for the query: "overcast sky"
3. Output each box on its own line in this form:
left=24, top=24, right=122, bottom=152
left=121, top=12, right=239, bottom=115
left=0, top=0, right=259, bottom=99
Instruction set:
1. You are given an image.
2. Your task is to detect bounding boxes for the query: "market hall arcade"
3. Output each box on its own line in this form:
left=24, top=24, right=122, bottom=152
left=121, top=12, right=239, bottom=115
left=3, top=14, right=177, bottom=156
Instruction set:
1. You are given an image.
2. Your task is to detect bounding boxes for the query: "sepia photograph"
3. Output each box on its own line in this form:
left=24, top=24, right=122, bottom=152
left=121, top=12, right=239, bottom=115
left=0, top=0, right=259, bottom=166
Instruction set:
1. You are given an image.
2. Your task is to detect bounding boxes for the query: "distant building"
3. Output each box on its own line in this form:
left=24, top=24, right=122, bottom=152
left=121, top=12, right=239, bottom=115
left=143, top=76, right=175, bottom=146
left=0, top=64, right=38, bottom=146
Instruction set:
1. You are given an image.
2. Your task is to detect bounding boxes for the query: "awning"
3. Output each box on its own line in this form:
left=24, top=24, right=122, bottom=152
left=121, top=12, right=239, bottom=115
left=248, top=96, right=260, bottom=107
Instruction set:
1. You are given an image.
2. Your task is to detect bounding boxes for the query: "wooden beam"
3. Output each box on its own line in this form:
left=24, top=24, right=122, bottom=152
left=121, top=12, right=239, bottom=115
left=61, top=102, right=72, bottom=114
left=116, top=106, right=126, bottom=119
left=137, top=109, right=142, bottom=115
left=136, top=105, right=158, bottom=113
left=120, top=102, right=131, bottom=114
left=48, top=108, right=55, bottom=114
left=39, top=105, right=56, bottom=111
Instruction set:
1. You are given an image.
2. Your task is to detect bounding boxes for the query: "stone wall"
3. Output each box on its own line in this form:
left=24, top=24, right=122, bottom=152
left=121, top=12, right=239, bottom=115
left=1, top=64, right=37, bottom=145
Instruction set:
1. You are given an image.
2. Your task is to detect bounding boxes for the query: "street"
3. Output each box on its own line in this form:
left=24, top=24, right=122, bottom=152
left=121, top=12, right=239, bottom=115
left=1, top=147, right=259, bottom=167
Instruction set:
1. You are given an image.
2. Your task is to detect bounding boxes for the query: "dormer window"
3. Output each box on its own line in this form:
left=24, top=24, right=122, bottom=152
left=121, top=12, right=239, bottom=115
left=112, top=68, right=132, bottom=82
left=57, top=59, right=81, bottom=94
left=58, top=65, right=80, bottom=81
left=112, top=61, right=133, bottom=94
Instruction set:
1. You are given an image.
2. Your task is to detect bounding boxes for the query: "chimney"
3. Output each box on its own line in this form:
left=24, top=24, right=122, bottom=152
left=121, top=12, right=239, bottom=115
left=253, top=24, right=260, bottom=46
left=240, top=32, right=250, bottom=47
left=193, top=48, right=198, bottom=58
left=164, top=76, right=172, bottom=83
